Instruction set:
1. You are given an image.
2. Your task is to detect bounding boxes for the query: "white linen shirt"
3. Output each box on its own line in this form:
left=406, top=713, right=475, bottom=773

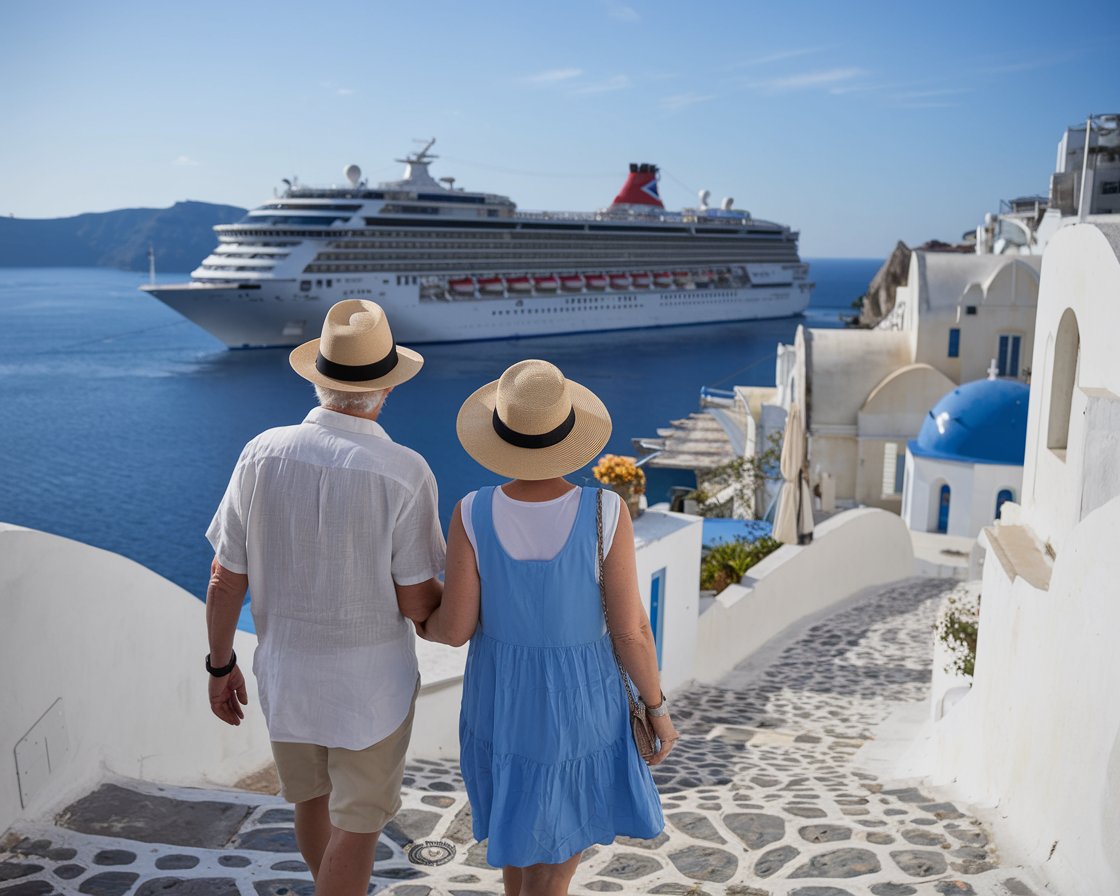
left=206, top=407, right=446, bottom=750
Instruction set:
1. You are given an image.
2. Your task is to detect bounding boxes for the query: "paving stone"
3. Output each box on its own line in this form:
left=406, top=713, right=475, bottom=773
left=754, top=845, right=799, bottom=878
left=375, top=841, right=393, bottom=862
left=901, top=828, right=948, bottom=847
left=462, top=841, right=494, bottom=869
left=934, top=882, right=976, bottom=895
left=59, top=784, right=251, bottom=848
left=233, top=827, right=298, bottom=852
left=785, top=805, right=828, bottom=819
left=391, top=888, right=432, bottom=896
left=252, top=882, right=315, bottom=896
left=374, top=867, right=426, bottom=879
left=881, top=787, right=933, bottom=804
left=944, top=825, right=988, bottom=847
left=789, top=847, right=881, bottom=878
left=598, top=852, right=662, bottom=880
left=269, top=861, right=308, bottom=872
left=614, top=832, right=670, bottom=850
left=919, top=802, right=964, bottom=820
left=725, top=888, right=770, bottom=896
left=392, top=809, right=441, bottom=841
left=155, top=855, right=200, bottom=870
left=444, top=804, right=474, bottom=845
left=420, top=795, right=455, bottom=809
left=649, top=885, right=714, bottom=895
left=667, top=845, right=738, bottom=882
left=0, top=883, right=57, bottom=895
left=725, top=812, right=785, bottom=849
left=53, top=865, right=85, bottom=880
left=447, top=875, right=479, bottom=883
left=585, top=882, right=624, bottom=892
left=789, top=888, right=856, bottom=896
left=799, top=824, right=852, bottom=843
left=866, top=832, right=895, bottom=845
left=257, top=809, right=294, bottom=825
left=12, top=841, right=76, bottom=862
left=951, top=859, right=996, bottom=874
left=218, top=855, right=251, bottom=867
left=78, top=872, right=139, bottom=895
left=869, top=885, right=917, bottom=896
left=1000, top=880, right=1037, bottom=895
left=890, top=849, right=948, bottom=877
left=136, top=879, right=241, bottom=895
left=667, top=812, right=725, bottom=843
left=0, top=866, right=42, bottom=883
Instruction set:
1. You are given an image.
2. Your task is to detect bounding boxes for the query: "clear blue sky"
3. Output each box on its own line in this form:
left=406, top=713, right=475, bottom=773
left=1, top=0, right=1116, bottom=257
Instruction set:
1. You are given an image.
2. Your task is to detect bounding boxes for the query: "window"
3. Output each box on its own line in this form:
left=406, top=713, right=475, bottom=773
left=1047, top=308, right=1080, bottom=454
left=936, top=484, right=951, bottom=534
left=995, top=489, right=1014, bottom=519
left=997, top=334, right=1022, bottom=377
left=965, top=305, right=978, bottom=316
left=1103, top=181, right=1120, bottom=195
left=948, top=328, right=960, bottom=358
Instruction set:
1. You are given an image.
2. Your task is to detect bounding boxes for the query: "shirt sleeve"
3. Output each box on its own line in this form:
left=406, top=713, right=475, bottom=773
left=391, top=464, right=447, bottom=585
left=205, top=449, right=253, bottom=575
left=459, top=491, right=478, bottom=558
left=602, top=488, right=623, bottom=558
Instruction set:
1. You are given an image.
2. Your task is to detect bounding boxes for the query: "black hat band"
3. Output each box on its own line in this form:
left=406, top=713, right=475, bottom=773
left=493, top=406, right=576, bottom=449
left=316, top=343, right=399, bottom=382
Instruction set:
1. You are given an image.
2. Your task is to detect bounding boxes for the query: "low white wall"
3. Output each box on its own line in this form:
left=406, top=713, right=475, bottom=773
left=928, top=496, right=1120, bottom=895
left=693, top=508, right=915, bottom=684
left=0, top=524, right=273, bottom=835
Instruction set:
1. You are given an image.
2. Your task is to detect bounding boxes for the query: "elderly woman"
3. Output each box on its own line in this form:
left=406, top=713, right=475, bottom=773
left=420, top=359, right=678, bottom=896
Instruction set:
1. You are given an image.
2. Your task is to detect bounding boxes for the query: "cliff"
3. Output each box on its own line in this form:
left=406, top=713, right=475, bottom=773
left=853, top=238, right=976, bottom=327
left=0, top=201, right=246, bottom=273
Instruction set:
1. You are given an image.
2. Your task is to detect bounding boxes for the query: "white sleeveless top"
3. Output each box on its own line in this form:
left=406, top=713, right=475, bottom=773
left=461, top=486, right=622, bottom=561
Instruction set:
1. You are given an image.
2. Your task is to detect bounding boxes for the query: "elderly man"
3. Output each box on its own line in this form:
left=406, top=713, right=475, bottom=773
left=204, top=300, right=445, bottom=896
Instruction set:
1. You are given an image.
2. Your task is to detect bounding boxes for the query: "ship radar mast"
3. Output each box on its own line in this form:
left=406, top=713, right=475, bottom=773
left=395, top=137, right=442, bottom=188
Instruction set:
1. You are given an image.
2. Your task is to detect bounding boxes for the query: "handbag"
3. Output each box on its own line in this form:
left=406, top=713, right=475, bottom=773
left=596, top=488, right=658, bottom=762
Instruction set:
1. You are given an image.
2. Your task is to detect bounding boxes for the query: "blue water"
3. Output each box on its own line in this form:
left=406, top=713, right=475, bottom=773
left=0, top=260, right=877, bottom=603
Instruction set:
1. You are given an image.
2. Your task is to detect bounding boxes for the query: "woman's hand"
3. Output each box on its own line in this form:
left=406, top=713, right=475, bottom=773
left=648, top=713, right=679, bottom=766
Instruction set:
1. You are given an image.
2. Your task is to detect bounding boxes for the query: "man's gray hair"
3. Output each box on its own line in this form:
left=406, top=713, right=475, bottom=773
left=314, top=385, right=387, bottom=415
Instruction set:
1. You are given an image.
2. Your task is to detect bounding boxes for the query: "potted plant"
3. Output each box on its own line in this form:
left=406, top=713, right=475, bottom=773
left=592, top=454, right=646, bottom=519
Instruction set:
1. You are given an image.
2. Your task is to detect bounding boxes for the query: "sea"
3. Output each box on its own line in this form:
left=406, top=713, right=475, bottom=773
left=0, top=260, right=878, bottom=615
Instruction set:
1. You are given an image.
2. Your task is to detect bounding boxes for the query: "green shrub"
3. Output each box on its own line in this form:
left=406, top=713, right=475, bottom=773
left=700, top=536, right=782, bottom=593
left=935, top=590, right=980, bottom=678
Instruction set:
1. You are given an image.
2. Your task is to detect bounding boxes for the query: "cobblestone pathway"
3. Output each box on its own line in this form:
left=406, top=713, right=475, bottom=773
left=1, top=577, right=1054, bottom=895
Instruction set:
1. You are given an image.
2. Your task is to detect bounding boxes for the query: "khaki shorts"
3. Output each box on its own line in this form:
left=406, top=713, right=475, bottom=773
left=271, top=683, right=418, bottom=833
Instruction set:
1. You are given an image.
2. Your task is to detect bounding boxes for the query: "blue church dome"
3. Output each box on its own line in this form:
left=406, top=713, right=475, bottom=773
left=909, top=378, right=1029, bottom=465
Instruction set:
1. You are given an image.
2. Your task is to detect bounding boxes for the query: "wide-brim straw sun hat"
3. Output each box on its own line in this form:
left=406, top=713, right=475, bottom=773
left=289, top=299, right=424, bottom=392
left=457, top=359, right=612, bottom=480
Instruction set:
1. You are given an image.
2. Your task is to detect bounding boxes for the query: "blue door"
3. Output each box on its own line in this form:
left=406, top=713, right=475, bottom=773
left=998, top=335, right=1022, bottom=377
left=995, top=488, right=1013, bottom=519
left=937, top=484, right=951, bottom=533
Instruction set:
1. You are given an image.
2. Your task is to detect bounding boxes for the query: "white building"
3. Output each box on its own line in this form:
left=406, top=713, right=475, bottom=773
left=928, top=220, right=1120, bottom=895
left=901, top=375, right=1028, bottom=538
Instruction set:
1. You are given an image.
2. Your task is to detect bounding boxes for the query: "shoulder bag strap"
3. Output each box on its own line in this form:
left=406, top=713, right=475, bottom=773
left=597, top=488, right=642, bottom=713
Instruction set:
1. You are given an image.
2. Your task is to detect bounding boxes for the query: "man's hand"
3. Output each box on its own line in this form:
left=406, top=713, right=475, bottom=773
left=209, top=665, right=249, bottom=726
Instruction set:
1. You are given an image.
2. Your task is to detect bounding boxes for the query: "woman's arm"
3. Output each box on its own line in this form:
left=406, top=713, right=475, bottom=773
left=417, top=502, right=480, bottom=647
left=603, top=504, right=679, bottom=763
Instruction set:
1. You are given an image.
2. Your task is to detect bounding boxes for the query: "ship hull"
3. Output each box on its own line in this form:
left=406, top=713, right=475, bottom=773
left=143, top=279, right=812, bottom=347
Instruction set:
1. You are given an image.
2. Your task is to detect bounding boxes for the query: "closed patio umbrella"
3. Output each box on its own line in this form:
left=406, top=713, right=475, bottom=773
left=773, top=402, right=815, bottom=545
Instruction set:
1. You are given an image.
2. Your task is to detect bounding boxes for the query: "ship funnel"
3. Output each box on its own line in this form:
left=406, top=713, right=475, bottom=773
left=721, top=197, right=734, bottom=211
left=698, top=189, right=710, bottom=210
left=612, top=162, right=664, bottom=208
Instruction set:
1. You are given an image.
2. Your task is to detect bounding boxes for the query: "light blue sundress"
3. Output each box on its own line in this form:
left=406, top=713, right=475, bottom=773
left=458, top=485, right=665, bottom=868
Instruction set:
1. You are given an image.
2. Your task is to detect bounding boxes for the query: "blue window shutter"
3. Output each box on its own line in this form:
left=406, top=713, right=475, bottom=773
left=948, top=328, right=960, bottom=358
left=1009, top=336, right=1021, bottom=378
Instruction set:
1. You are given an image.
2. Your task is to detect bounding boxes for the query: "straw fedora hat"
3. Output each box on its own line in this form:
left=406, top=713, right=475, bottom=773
left=457, top=359, right=612, bottom=480
left=289, top=300, right=424, bottom=392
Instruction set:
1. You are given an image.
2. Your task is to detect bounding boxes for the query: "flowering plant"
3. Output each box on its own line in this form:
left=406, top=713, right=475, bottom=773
left=592, top=454, right=646, bottom=495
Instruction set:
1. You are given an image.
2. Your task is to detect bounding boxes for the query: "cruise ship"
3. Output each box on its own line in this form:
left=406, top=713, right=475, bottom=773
left=141, top=140, right=813, bottom=346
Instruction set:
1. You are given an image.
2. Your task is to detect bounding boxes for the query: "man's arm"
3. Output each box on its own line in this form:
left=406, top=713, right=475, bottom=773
left=395, top=577, right=443, bottom=628
left=206, top=557, right=250, bottom=726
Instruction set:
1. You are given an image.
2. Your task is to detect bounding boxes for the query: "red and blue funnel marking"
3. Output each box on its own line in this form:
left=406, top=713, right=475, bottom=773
left=611, top=162, right=663, bottom=208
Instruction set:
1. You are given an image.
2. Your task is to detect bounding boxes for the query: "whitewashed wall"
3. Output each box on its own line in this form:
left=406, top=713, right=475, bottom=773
left=0, top=524, right=273, bottom=835
left=903, top=452, right=1022, bottom=537
left=929, top=496, right=1120, bottom=894
left=692, top=508, right=915, bottom=684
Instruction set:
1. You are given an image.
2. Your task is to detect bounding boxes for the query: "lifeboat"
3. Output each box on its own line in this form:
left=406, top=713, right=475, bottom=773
left=653, top=272, right=673, bottom=288
left=609, top=273, right=631, bottom=290
left=560, top=275, right=584, bottom=291
left=630, top=272, right=652, bottom=288
left=448, top=277, right=475, bottom=295
left=694, top=270, right=713, bottom=287
left=534, top=275, right=560, bottom=292
left=506, top=276, right=532, bottom=293
left=477, top=276, right=504, bottom=295
left=585, top=273, right=608, bottom=290
left=673, top=270, right=690, bottom=286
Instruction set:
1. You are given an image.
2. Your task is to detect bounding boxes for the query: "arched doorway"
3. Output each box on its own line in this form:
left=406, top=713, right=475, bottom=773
left=995, top=488, right=1014, bottom=520
left=937, top=484, right=951, bottom=534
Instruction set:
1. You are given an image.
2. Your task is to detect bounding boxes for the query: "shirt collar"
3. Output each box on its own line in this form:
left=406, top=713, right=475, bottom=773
left=304, top=406, right=391, bottom=440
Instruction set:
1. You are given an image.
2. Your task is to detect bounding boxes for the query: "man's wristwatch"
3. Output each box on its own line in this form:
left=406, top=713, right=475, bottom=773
left=646, top=692, right=670, bottom=718
left=205, top=651, right=237, bottom=678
